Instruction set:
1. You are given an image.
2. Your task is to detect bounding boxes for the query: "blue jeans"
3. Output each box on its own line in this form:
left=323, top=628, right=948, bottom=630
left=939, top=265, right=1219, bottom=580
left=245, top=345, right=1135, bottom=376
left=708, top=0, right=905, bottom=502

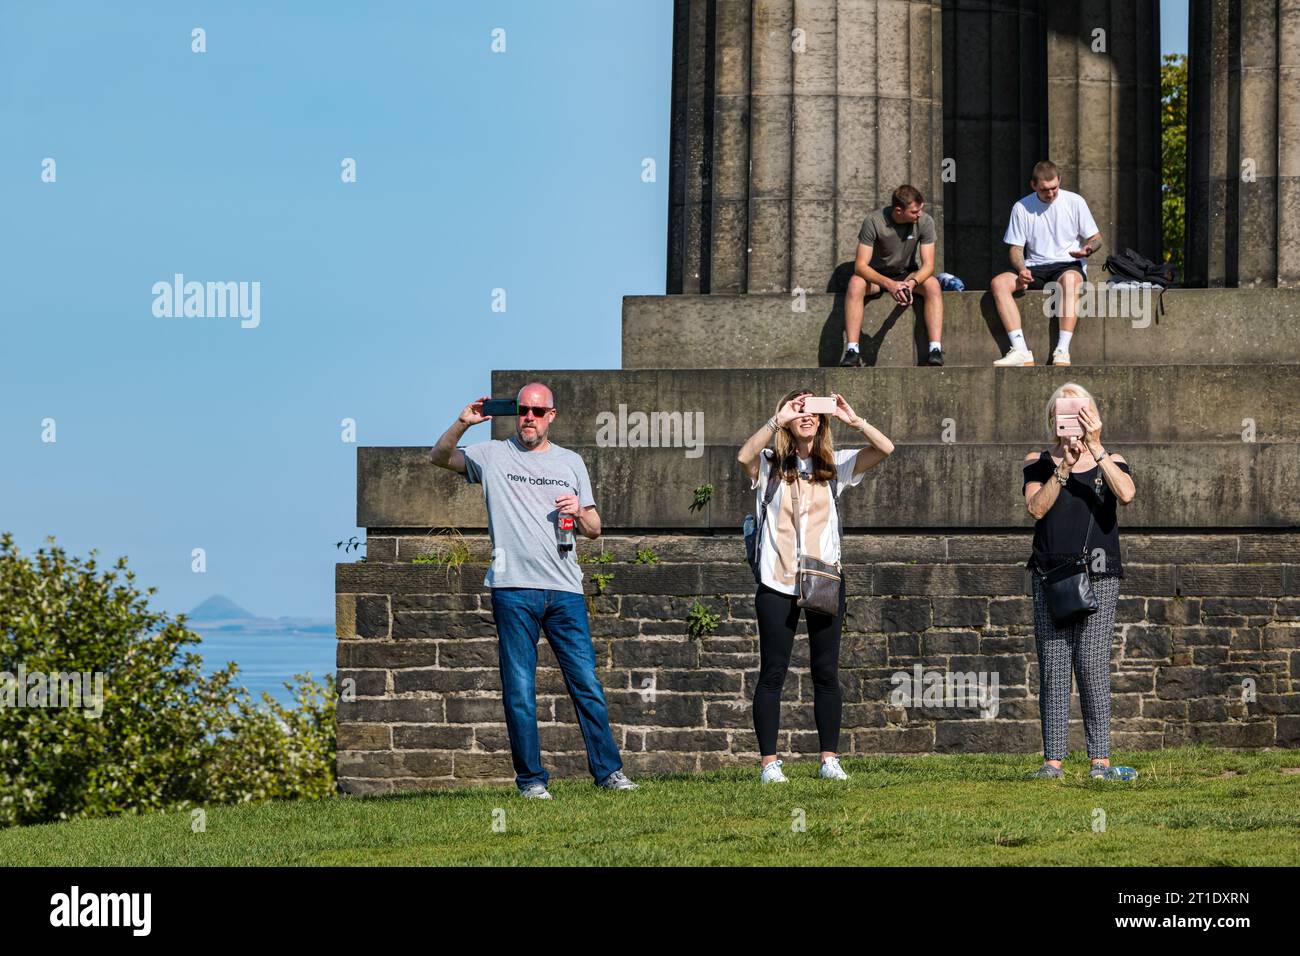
left=489, top=587, right=623, bottom=789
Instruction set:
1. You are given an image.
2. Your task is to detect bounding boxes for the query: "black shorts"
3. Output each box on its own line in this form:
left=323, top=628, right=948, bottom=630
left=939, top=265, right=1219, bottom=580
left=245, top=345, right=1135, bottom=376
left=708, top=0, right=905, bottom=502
left=1023, top=261, right=1084, bottom=290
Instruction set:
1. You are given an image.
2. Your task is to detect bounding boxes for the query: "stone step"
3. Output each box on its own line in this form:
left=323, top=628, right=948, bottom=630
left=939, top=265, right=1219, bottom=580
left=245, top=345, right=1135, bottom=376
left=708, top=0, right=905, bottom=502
left=621, top=289, right=1300, bottom=369
left=339, top=555, right=1298, bottom=600
left=362, top=531, right=1300, bottom=570
left=485, top=365, right=1300, bottom=446
left=357, top=442, right=1300, bottom=531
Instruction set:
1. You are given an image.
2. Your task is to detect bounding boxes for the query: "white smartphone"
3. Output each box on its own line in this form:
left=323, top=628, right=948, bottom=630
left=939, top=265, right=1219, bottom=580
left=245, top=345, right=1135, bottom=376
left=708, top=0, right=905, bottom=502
left=802, top=396, right=837, bottom=415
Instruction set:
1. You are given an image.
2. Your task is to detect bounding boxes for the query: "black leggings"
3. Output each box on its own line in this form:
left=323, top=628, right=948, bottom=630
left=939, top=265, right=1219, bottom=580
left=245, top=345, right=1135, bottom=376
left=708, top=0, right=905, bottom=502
left=753, top=581, right=846, bottom=756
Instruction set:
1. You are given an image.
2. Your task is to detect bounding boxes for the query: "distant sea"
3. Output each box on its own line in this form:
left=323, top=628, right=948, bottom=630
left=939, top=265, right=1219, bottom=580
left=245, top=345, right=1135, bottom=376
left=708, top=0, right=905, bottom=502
left=193, top=628, right=335, bottom=706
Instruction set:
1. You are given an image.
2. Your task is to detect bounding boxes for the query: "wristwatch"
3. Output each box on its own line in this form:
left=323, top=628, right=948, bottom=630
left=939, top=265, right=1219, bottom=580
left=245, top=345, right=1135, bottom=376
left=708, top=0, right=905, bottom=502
left=1094, top=449, right=1108, bottom=464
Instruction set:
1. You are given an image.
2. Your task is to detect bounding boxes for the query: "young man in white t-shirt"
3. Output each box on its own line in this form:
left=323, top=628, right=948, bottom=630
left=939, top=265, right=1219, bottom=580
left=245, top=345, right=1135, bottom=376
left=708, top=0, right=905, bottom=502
left=990, top=160, right=1103, bottom=367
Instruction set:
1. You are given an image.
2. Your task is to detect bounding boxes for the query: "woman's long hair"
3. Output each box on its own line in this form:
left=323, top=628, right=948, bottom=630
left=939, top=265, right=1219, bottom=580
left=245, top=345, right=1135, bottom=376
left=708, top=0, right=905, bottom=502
left=772, top=388, right=837, bottom=483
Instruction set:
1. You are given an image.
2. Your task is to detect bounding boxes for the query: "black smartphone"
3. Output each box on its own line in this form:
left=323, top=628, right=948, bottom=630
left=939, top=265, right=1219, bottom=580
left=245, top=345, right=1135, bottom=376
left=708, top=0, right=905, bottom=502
left=480, top=398, right=518, bottom=417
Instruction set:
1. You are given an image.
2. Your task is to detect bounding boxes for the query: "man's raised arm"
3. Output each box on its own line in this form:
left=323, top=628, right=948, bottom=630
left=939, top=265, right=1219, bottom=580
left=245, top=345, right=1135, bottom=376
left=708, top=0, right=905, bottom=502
left=429, top=395, right=490, bottom=473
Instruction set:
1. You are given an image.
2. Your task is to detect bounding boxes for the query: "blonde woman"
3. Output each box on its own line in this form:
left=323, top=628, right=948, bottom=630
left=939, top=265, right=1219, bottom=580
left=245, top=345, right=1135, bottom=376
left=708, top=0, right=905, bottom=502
left=737, top=389, right=893, bottom=783
left=1022, top=383, right=1138, bottom=781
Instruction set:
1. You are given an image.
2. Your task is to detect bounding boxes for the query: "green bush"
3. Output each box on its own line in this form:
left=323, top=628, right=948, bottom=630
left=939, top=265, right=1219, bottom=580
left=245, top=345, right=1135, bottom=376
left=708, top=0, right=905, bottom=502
left=0, top=533, right=336, bottom=828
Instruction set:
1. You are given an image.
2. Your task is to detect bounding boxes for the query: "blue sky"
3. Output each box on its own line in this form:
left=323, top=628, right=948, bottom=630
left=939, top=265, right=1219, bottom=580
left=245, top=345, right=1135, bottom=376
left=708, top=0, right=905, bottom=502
left=1, top=1, right=672, bottom=617
left=2, top=2, right=1188, bottom=619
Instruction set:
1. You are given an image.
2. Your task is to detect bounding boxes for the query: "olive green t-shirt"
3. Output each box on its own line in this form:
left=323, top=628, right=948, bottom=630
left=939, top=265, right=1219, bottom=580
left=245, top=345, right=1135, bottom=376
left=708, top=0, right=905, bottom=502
left=857, top=207, right=937, bottom=276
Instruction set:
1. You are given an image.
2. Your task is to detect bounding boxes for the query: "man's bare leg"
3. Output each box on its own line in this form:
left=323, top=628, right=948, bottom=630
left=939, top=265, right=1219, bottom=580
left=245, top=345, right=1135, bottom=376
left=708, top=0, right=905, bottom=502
left=842, top=275, right=881, bottom=365
left=1052, top=268, right=1082, bottom=365
left=991, top=270, right=1035, bottom=365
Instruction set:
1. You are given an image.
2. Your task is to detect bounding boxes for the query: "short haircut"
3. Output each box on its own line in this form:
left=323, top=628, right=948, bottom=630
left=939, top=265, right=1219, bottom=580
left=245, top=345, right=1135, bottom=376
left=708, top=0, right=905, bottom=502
left=892, top=184, right=924, bottom=209
left=1031, top=160, right=1060, bottom=183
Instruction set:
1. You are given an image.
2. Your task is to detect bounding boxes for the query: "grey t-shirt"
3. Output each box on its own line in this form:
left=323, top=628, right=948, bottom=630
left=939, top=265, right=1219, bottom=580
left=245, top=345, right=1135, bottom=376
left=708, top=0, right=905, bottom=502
left=463, top=436, right=596, bottom=593
left=857, top=207, right=937, bottom=276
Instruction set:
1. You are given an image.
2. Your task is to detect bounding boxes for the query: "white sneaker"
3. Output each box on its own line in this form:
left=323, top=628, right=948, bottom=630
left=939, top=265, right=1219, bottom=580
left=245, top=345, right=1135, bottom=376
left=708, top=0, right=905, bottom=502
left=518, top=784, right=553, bottom=799
left=759, top=759, right=788, bottom=784
left=994, top=347, right=1035, bottom=366
left=819, top=756, right=849, bottom=780
left=1051, top=348, right=1071, bottom=366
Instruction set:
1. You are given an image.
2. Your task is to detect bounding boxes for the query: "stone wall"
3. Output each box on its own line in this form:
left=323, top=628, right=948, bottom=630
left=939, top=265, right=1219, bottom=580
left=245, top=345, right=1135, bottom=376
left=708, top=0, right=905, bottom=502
left=335, top=532, right=1300, bottom=793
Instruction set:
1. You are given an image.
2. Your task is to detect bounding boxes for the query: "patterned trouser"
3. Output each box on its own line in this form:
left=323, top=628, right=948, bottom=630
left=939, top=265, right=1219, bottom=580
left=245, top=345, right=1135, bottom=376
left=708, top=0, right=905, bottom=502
left=1031, top=574, right=1121, bottom=761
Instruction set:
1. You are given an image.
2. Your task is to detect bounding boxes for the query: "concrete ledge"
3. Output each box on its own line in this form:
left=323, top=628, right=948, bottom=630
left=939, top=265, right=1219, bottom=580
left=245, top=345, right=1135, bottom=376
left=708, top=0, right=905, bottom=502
left=484, top=365, right=1300, bottom=445
left=357, top=532, right=1300, bottom=567
left=621, top=289, right=1300, bottom=368
left=358, top=442, right=1300, bottom=531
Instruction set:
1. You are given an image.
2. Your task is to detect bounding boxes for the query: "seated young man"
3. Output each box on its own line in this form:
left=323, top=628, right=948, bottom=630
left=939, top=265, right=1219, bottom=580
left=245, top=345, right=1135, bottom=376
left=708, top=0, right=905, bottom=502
left=841, top=185, right=944, bottom=368
left=989, top=160, right=1103, bottom=367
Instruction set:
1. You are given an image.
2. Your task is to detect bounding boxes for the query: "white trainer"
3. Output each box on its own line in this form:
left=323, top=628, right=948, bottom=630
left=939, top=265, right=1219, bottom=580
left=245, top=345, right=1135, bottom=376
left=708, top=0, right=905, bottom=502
left=819, top=756, right=849, bottom=780
left=760, top=759, right=788, bottom=784
left=994, top=347, right=1035, bottom=367
left=1051, top=348, right=1072, bottom=366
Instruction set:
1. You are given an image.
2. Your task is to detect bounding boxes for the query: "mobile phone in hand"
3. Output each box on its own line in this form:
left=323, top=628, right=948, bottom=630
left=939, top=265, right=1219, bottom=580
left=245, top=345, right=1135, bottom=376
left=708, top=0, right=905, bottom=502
left=481, top=398, right=518, bottom=417
left=1055, top=396, right=1085, bottom=437
left=802, top=396, right=837, bottom=415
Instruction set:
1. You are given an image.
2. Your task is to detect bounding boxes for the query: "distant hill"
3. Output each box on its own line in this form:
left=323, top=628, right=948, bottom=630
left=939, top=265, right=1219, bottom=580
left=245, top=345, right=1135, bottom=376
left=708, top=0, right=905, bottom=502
left=188, top=594, right=255, bottom=620
left=184, top=595, right=332, bottom=636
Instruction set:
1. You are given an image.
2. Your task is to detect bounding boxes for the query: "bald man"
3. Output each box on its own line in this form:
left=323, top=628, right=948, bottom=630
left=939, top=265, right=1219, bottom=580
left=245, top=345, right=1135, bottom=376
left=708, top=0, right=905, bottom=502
left=430, top=383, right=636, bottom=798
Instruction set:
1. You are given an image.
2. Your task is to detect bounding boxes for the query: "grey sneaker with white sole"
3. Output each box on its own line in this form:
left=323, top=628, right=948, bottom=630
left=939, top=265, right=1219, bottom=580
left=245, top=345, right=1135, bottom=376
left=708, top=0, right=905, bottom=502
left=597, top=770, right=639, bottom=790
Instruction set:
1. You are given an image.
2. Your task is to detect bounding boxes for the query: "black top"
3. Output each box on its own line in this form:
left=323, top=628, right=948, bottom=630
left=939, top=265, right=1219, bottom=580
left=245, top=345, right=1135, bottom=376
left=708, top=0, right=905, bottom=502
left=1022, top=451, right=1131, bottom=578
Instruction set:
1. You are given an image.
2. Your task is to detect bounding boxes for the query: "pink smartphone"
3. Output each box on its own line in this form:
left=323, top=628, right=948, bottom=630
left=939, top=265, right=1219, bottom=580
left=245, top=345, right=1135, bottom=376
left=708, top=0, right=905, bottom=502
left=1055, top=396, right=1086, bottom=437
left=802, top=396, right=837, bottom=415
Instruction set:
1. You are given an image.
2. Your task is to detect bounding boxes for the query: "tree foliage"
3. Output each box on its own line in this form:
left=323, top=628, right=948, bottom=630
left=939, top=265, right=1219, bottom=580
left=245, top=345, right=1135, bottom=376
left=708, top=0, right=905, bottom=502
left=0, top=533, right=335, bottom=827
left=1162, top=53, right=1188, bottom=276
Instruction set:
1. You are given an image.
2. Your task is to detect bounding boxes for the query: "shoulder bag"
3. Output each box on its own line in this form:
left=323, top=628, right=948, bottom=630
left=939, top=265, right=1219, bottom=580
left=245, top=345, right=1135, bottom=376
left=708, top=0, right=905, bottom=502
left=1035, top=469, right=1104, bottom=628
left=790, top=470, right=843, bottom=616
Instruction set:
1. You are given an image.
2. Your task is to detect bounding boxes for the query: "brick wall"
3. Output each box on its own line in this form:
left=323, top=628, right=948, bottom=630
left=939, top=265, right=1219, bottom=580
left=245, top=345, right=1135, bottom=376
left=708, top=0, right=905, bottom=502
left=334, top=533, right=1300, bottom=793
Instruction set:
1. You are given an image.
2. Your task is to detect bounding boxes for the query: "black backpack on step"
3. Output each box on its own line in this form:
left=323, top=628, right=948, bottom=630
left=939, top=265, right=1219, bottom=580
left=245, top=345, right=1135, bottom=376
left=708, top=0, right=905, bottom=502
left=1102, top=248, right=1178, bottom=318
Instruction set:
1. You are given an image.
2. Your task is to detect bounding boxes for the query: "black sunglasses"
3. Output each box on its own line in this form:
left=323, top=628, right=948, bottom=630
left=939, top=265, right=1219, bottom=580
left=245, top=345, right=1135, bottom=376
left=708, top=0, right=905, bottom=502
left=518, top=406, right=553, bottom=419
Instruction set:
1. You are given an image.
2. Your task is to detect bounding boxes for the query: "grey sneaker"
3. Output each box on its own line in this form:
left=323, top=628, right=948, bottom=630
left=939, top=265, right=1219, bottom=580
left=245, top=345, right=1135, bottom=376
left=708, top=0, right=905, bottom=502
left=596, top=770, right=639, bottom=791
left=1090, top=763, right=1138, bottom=781
left=518, top=783, right=553, bottom=799
left=1031, top=763, right=1065, bottom=779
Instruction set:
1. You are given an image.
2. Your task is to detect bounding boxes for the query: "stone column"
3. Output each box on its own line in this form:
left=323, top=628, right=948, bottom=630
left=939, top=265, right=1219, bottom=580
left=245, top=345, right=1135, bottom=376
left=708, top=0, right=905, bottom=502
left=1044, top=0, right=1163, bottom=272
left=667, top=0, right=944, bottom=295
left=941, top=0, right=1049, bottom=288
left=1187, top=0, right=1300, bottom=288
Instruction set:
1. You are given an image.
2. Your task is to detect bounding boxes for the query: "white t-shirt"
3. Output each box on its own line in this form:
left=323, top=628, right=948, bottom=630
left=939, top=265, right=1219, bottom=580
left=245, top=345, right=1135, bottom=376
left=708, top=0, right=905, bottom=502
left=1002, top=189, right=1100, bottom=269
left=750, top=448, right=865, bottom=596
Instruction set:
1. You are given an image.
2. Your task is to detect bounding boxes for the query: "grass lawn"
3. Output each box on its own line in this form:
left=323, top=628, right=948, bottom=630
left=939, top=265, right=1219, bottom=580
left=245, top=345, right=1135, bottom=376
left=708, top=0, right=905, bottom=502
left=4, top=747, right=1298, bottom=866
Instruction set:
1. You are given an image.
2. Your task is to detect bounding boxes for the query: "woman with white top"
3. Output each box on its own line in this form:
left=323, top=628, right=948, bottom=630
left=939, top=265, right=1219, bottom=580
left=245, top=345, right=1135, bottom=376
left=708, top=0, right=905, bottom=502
left=737, top=389, right=894, bottom=782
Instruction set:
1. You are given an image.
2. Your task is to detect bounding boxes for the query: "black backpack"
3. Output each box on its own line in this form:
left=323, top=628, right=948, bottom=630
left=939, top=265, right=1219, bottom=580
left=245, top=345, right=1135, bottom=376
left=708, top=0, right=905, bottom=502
left=743, top=450, right=840, bottom=584
left=1103, top=247, right=1178, bottom=317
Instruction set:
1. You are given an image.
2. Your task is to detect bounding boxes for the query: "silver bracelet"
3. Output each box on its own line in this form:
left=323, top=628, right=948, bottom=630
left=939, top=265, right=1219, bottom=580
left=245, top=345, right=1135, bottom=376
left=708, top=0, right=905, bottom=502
left=766, top=416, right=779, bottom=431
